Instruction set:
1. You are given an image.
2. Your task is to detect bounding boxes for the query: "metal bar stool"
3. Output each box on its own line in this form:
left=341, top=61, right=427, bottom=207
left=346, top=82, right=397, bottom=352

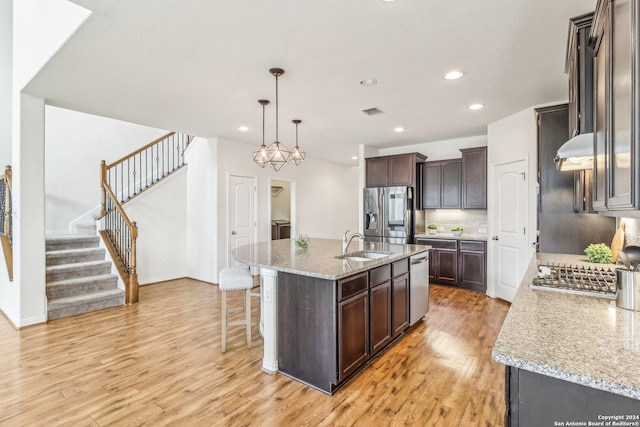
left=219, top=266, right=253, bottom=352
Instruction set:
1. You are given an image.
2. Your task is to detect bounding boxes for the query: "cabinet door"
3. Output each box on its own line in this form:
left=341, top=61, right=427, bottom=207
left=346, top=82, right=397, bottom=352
left=423, top=163, right=442, bottom=209
left=461, top=147, right=487, bottom=209
left=370, top=281, right=392, bottom=355
left=338, top=291, right=370, bottom=381
left=441, top=160, right=462, bottom=209
left=391, top=273, right=409, bottom=337
left=366, top=158, right=389, bottom=187
left=436, top=249, right=458, bottom=283
left=593, top=11, right=609, bottom=210
left=389, top=155, right=415, bottom=186
left=608, top=0, right=636, bottom=209
left=458, top=250, right=486, bottom=291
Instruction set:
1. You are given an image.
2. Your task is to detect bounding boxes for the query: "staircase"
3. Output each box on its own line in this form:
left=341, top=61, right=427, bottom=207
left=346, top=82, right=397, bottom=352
left=46, top=234, right=124, bottom=320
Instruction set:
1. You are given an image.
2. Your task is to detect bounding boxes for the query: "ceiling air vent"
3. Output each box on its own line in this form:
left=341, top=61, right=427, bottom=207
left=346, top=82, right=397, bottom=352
left=362, top=107, right=383, bottom=116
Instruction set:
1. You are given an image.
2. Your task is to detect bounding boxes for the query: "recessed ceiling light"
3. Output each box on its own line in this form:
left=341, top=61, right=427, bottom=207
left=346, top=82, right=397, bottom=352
left=360, top=79, right=377, bottom=86
left=238, top=126, right=249, bottom=131
left=394, top=127, right=405, bottom=133
left=352, top=156, right=358, bottom=160
left=468, top=104, right=484, bottom=110
left=444, top=71, right=464, bottom=80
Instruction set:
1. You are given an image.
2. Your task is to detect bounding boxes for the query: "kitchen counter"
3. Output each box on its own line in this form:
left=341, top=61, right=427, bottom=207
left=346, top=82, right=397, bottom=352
left=232, top=237, right=430, bottom=280
left=493, top=252, right=640, bottom=400
left=415, top=233, right=487, bottom=241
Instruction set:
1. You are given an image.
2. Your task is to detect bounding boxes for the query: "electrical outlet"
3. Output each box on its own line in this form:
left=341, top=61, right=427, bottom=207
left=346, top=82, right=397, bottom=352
left=478, top=227, right=487, bottom=234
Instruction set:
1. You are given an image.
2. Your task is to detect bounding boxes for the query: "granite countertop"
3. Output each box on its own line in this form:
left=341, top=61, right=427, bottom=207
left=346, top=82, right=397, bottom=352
left=414, top=233, right=487, bottom=241
left=232, top=238, right=430, bottom=280
left=493, top=253, right=640, bottom=400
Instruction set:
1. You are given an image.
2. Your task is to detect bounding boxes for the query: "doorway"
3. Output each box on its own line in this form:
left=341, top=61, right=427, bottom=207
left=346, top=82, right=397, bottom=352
left=269, top=178, right=296, bottom=241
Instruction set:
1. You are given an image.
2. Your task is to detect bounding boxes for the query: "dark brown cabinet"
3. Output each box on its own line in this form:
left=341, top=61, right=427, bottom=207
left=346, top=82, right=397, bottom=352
left=369, top=264, right=392, bottom=356
left=423, top=160, right=462, bottom=209
left=458, top=241, right=486, bottom=291
left=566, top=12, right=595, bottom=138
left=416, top=238, right=486, bottom=291
left=591, top=0, right=640, bottom=211
left=365, top=153, right=426, bottom=188
left=391, top=273, right=409, bottom=336
left=422, top=147, right=487, bottom=210
left=337, top=273, right=369, bottom=382
left=460, top=147, right=487, bottom=209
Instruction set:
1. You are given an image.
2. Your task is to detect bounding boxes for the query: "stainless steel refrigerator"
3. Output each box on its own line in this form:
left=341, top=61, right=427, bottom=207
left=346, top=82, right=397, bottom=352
left=363, top=186, right=414, bottom=244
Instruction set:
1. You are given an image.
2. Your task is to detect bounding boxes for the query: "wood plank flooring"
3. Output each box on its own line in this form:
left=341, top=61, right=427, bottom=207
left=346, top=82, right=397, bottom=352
left=0, top=279, right=510, bottom=426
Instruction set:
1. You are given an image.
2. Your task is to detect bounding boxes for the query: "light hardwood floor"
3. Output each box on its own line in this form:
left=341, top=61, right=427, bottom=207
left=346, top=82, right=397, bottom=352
left=0, top=279, right=510, bottom=426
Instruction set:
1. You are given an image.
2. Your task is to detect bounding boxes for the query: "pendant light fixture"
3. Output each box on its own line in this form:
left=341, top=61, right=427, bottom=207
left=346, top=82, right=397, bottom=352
left=289, top=119, right=305, bottom=166
left=264, top=68, right=291, bottom=171
left=253, top=99, right=270, bottom=168
left=252, top=67, right=305, bottom=171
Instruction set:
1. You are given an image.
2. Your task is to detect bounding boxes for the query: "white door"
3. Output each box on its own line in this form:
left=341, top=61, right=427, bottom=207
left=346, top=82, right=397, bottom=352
left=228, top=175, right=256, bottom=267
left=491, top=159, right=529, bottom=302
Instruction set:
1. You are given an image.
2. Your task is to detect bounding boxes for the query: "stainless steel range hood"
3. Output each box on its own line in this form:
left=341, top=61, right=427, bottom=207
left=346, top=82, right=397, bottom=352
left=553, top=132, right=594, bottom=171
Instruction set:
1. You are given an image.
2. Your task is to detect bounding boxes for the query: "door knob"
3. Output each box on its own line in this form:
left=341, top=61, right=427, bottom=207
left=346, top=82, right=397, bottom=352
left=231, top=231, right=237, bottom=235
left=491, top=236, right=499, bottom=241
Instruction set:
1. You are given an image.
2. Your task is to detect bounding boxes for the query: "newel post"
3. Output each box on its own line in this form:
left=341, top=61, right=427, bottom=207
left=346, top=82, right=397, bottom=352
left=128, top=221, right=139, bottom=304
left=99, top=161, right=107, bottom=218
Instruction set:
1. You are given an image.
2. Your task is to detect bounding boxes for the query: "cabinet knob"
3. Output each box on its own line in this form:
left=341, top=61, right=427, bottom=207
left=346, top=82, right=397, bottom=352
left=491, top=236, right=499, bottom=241
left=231, top=231, right=237, bottom=235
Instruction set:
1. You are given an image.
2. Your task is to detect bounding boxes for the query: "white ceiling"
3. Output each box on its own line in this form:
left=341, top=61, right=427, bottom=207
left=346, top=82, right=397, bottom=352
left=25, top=0, right=596, bottom=165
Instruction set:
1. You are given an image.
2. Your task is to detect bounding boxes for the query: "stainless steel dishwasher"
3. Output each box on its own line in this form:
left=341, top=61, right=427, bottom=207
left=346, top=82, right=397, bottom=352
left=409, top=252, right=429, bottom=325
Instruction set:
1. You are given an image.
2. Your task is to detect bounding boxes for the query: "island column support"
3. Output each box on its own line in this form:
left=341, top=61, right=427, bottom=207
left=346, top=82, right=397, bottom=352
left=260, top=267, right=278, bottom=374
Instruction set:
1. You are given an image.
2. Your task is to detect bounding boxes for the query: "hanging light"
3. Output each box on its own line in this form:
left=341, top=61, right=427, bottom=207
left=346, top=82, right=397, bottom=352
left=264, top=68, right=291, bottom=171
left=289, top=119, right=305, bottom=166
left=253, top=99, right=270, bottom=168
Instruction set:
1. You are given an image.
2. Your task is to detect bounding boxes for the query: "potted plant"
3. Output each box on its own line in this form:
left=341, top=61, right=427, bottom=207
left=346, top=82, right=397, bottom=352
left=584, top=243, right=613, bottom=264
left=451, top=227, right=463, bottom=236
left=427, top=223, right=438, bottom=235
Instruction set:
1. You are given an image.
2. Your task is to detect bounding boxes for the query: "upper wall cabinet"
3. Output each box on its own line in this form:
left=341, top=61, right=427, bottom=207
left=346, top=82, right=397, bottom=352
left=591, top=0, right=640, bottom=211
left=365, top=153, right=426, bottom=188
left=460, top=147, right=487, bottom=209
left=566, top=12, right=595, bottom=137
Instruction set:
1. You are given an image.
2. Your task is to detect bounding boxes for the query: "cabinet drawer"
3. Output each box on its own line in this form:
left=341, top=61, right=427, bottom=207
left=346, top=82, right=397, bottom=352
left=459, top=240, right=485, bottom=252
left=370, top=264, right=391, bottom=287
left=420, top=239, right=458, bottom=250
left=392, top=259, right=409, bottom=278
left=338, top=272, right=368, bottom=301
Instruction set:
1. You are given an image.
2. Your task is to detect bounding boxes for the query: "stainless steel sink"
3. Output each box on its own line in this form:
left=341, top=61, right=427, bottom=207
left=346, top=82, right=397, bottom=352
left=334, top=250, right=393, bottom=262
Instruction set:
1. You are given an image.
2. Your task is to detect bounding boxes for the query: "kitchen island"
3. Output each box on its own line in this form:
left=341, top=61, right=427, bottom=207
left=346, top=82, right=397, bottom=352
left=493, top=253, right=640, bottom=425
left=232, top=237, right=429, bottom=394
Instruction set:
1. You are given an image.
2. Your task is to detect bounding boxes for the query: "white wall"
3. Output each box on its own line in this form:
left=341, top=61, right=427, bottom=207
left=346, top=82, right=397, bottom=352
left=486, top=107, right=539, bottom=297
left=378, top=135, right=488, bottom=160
left=12, top=0, right=89, bottom=92
left=185, top=137, right=218, bottom=283
left=124, top=168, right=188, bottom=285
left=44, top=106, right=170, bottom=231
left=210, top=138, right=359, bottom=282
left=0, top=0, right=12, bottom=166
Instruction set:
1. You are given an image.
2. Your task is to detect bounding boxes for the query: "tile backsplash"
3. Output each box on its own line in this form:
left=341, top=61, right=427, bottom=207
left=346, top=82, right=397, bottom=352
left=422, top=210, right=488, bottom=235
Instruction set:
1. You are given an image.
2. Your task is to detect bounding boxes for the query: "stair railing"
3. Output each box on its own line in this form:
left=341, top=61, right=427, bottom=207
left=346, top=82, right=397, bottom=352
left=0, top=165, right=12, bottom=280
left=98, top=132, right=192, bottom=304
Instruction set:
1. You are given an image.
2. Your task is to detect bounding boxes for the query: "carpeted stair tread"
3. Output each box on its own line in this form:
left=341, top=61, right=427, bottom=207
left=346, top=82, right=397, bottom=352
left=45, top=234, right=100, bottom=251
left=46, top=260, right=112, bottom=282
left=47, top=289, right=125, bottom=321
left=46, top=273, right=119, bottom=299
left=46, top=247, right=106, bottom=266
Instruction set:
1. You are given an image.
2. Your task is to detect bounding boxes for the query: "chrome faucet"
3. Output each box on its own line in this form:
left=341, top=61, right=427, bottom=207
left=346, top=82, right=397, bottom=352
left=342, top=230, right=365, bottom=254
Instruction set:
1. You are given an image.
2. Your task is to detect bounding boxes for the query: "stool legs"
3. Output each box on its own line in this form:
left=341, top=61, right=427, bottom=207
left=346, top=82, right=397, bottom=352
left=221, top=288, right=251, bottom=353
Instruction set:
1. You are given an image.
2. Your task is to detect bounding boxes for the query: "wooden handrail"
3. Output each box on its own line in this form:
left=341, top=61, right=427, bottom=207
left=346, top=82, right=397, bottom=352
left=0, top=165, right=12, bottom=280
left=100, top=181, right=134, bottom=226
left=105, top=131, right=176, bottom=169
